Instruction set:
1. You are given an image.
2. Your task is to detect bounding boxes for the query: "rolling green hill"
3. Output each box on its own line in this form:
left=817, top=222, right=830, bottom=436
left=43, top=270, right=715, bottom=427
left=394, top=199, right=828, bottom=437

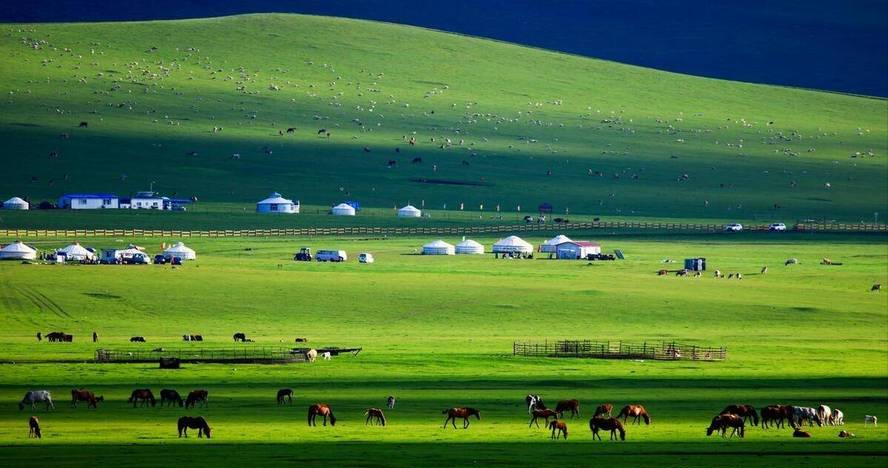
left=0, top=14, right=886, bottom=229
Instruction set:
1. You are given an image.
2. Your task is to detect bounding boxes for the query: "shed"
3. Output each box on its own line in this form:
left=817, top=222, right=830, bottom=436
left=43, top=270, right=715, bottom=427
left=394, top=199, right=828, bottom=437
left=397, top=205, right=422, bottom=218
left=455, top=239, right=485, bottom=255
left=0, top=241, right=37, bottom=260
left=554, top=241, right=601, bottom=259
left=58, top=193, right=119, bottom=209
left=540, top=234, right=573, bottom=253
left=422, top=240, right=455, bottom=255
left=256, top=192, right=299, bottom=214
left=332, top=203, right=356, bottom=216
left=58, top=243, right=96, bottom=261
left=163, top=242, right=197, bottom=261
left=492, top=235, right=533, bottom=254
left=684, top=258, right=707, bottom=271
left=3, top=197, right=29, bottom=210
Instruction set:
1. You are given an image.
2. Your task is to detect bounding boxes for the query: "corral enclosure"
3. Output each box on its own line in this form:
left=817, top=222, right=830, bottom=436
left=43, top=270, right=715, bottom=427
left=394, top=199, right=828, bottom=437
left=513, top=340, right=727, bottom=361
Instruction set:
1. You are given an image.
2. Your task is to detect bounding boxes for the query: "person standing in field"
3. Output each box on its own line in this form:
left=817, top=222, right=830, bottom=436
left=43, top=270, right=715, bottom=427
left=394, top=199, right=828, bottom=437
left=36, top=332, right=41, bottom=341
left=93, top=331, right=98, bottom=343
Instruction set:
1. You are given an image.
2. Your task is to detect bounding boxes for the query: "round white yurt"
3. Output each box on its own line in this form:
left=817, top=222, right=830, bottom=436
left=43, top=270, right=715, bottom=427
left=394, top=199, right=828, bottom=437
left=492, top=235, right=533, bottom=254
left=397, top=205, right=421, bottom=218
left=256, top=192, right=299, bottom=214
left=0, top=241, right=37, bottom=260
left=455, top=239, right=485, bottom=255
left=163, top=242, right=197, bottom=261
left=540, top=234, right=573, bottom=253
left=58, top=243, right=96, bottom=261
left=3, top=197, right=29, bottom=210
left=332, top=203, right=356, bottom=216
left=422, top=240, right=455, bottom=255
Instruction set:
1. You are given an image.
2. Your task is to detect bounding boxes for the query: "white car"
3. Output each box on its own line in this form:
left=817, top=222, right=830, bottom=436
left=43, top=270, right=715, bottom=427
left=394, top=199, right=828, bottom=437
left=768, top=223, right=787, bottom=231
left=358, top=252, right=374, bottom=264
left=724, top=223, right=743, bottom=232
left=316, top=250, right=347, bottom=262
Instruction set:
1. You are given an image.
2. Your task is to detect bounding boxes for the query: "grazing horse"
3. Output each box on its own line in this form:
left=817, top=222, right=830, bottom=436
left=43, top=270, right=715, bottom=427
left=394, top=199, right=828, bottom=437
left=657, top=269, right=668, bottom=276
left=864, top=415, right=878, bottom=426
left=529, top=409, right=559, bottom=428
left=129, top=389, right=156, bottom=408
left=761, top=405, right=790, bottom=429
left=593, top=403, right=614, bottom=418
left=721, top=404, right=759, bottom=426
left=29, top=416, right=41, bottom=438
left=177, top=416, right=211, bottom=438
left=525, top=394, right=545, bottom=413
left=792, top=406, right=822, bottom=427
left=160, top=389, right=183, bottom=407
left=617, top=405, right=651, bottom=425
left=793, top=428, right=811, bottom=438
left=276, top=388, right=293, bottom=405
left=549, top=420, right=568, bottom=439
left=872, top=283, right=881, bottom=292
left=555, top=399, right=580, bottom=418
left=305, top=349, right=318, bottom=362
left=442, top=407, right=480, bottom=429
left=19, top=391, right=54, bottom=411
left=185, top=390, right=208, bottom=409
left=386, top=396, right=396, bottom=409
left=831, top=409, right=844, bottom=425
left=78, top=121, right=88, bottom=128
left=232, top=332, right=247, bottom=342
left=364, top=408, right=386, bottom=426
left=707, top=414, right=745, bottom=438
left=308, top=403, right=336, bottom=426
left=589, top=417, right=626, bottom=441
left=817, top=405, right=833, bottom=426
left=70, top=389, right=103, bottom=408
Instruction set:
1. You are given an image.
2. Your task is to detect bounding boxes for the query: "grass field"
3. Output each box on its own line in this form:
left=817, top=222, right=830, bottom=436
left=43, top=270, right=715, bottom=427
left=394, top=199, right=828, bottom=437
left=0, top=14, right=886, bottom=231
left=1, top=232, right=886, bottom=467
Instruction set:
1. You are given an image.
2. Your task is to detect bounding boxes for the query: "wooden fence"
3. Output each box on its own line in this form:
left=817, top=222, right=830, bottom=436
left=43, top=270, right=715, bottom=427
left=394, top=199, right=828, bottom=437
left=94, top=347, right=308, bottom=364
left=2, top=222, right=885, bottom=238
left=513, top=340, right=727, bottom=361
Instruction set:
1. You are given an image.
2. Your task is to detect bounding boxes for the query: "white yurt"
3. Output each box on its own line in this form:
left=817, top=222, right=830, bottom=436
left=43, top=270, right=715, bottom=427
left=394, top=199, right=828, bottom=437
left=256, top=192, right=299, bottom=214
left=3, top=197, right=29, bottom=210
left=163, top=242, right=197, bottom=261
left=58, top=243, right=96, bottom=261
left=0, top=241, right=37, bottom=260
left=540, top=234, right=573, bottom=253
left=397, top=205, right=421, bottom=218
left=492, top=235, right=533, bottom=254
left=332, top=203, right=356, bottom=216
left=422, top=240, right=455, bottom=255
left=455, top=239, right=485, bottom=255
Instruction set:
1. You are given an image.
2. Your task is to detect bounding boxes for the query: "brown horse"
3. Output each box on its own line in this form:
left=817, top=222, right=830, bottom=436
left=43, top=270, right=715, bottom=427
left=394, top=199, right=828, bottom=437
left=793, top=428, right=811, bottom=438
left=549, top=420, right=568, bottom=439
left=529, top=408, right=559, bottom=428
left=589, top=417, right=626, bottom=441
left=593, top=403, right=614, bottom=418
left=721, top=404, right=759, bottom=426
left=29, top=416, right=41, bottom=438
left=364, top=408, right=386, bottom=426
left=177, top=416, right=211, bottom=438
left=555, top=399, right=580, bottom=418
left=707, top=414, right=745, bottom=438
left=185, top=390, right=208, bottom=409
left=128, top=389, right=156, bottom=407
left=761, top=405, right=792, bottom=428
left=70, top=389, right=103, bottom=408
left=308, top=403, right=336, bottom=426
left=442, top=407, right=480, bottom=429
left=277, top=388, right=294, bottom=405
left=160, top=389, right=183, bottom=407
left=617, top=405, right=651, bottom=425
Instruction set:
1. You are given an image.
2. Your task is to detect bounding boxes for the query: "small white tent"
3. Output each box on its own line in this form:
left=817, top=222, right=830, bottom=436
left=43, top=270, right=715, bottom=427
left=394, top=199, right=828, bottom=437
left=332, top=203, right=356, bottom=216
left=3, top=197, right=29, bottom=210
left=455, top=239, right=485, bottom=255
left=397, top=205, right=421, bottom=218
left=422, top=240, right=455, bottom=255
left=0, top=241, right=37, bottom=260
left=540, top=234, right=573, bottom=253
left=492, top=235, right=533, bottom=254
left=163, top=242, right=197, bottom=260
left=58, top=243, right=96, bottom=261
left=256, top=192, right=299, bottom=214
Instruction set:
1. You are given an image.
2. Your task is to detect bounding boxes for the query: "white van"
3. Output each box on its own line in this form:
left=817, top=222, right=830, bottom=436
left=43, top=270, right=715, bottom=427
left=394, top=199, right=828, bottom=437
left=358, top=252, right=374, bottom=264
left=316, top=250, right=347, bottom=262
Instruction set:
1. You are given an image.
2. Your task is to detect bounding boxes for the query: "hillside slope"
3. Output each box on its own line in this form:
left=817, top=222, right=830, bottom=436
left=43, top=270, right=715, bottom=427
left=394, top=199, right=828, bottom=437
left=0, top=14, right=885, bottom=227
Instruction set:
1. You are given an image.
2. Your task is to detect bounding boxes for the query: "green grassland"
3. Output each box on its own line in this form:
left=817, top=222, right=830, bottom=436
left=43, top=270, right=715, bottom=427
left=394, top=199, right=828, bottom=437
left=0, top=232, right=886, bottom=467
left=1, top=14, right=886, bottom=231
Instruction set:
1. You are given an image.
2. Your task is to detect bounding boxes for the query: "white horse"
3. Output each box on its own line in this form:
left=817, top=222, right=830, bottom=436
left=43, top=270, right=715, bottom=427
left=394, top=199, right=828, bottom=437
left=817, top=405, right=832, bottom=425
left=321, top=352, right=331, bottom=360
left=305, top=349, right=318, bottom=362
left=386, top=396, right=396, bottom=409
left=864, top=415, right=878, bottom=426
left=19, top=390, right=54, bottom=411
left=792, top=406, right=822, bottom=427
left=831, top=409, right=844, bottom=425
left=525, top=394, right=543, bottom=414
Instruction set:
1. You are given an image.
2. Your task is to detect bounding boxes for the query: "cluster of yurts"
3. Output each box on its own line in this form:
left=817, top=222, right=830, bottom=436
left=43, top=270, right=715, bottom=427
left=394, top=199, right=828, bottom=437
left=0, top=241, right=196, bottom=262
left=421, top=234, right=575, bottom=256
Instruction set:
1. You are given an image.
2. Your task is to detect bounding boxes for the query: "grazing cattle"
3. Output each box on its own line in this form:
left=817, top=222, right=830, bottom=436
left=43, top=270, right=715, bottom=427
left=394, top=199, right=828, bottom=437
left=185, top=390, right=209, bottom=409
left=29, top=416, right=41, bottom=438
left=593, top=403, right=614, bottom=418
left=792, top=406, right=822, bottom=427
left=817, top=405, right=833, bottom=426
left=233, top=332, right=247, bottom=342
left=529, top=409, right=559, bottom=428
left=294, top=337, right=308, bottom=343
left=549, top=420, right=568, bottom=439
left=412, top=157, right=422, bottom=164
left=761, top=405, right=791, bottom=429
left=525, top=394, right=544, bottom=413
left=785, top=258, right=798, bottom=265
left=178, top=416, right=211, bottom=438
left=864, top=415, right=878, bottom=426
left=442, top=407, right=480, bottom=429
left=721, top=404, right=759, bottom=426
left=305, top=349, right=318, bottom=362
left=872, top=283, right=881, bottom=292
left=386, top=159, right=397, bottom=167
left=160, top=389, right=183, bottom=407
left=277, top=388, right=293, bottom=405
left=831, top=409, right=844, bottom=425
left=387, top=396, right=396, bottom=409
left=130, top=336, right=145, bottom=342
left=70, top=389, right=103, bottom=408
left=317, top=128, right=327, bottom=135
left=308, top=403, right=336, bottom=426
left=707, top=414, right=745, bottom=438
left=793, top=428, right=811, bottom=438
left=714, top=270, right=723, bottom=278
left=322, top=352, right=332, bottom=360
left=838, top=430, right=854, bottom=438
left=555, top=399, right=580, bottom=418
left=78, top=121, right=88, bottom=128
left=589, top=417, right=626, bottom=441
left=128, top=389, right=156, bottom=408
left=364, top=408, right=386, bottom=426
left=286, top=127, right=296, bottom=133
left=617, top=405, right=651, bottom=425
left=761, top=266, right=768, bottom=274
left=19, top=391, right=54, bottom=411
left=676, top=269, right=688, bottom=277
left=657, top=269, right=669, bottom=276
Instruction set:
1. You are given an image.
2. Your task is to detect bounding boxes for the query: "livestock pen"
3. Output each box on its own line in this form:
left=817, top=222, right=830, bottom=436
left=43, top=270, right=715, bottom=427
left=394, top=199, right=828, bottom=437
left=512, top=340, right=726, bottom=361
left=94, top=347, right=309, bottom=364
